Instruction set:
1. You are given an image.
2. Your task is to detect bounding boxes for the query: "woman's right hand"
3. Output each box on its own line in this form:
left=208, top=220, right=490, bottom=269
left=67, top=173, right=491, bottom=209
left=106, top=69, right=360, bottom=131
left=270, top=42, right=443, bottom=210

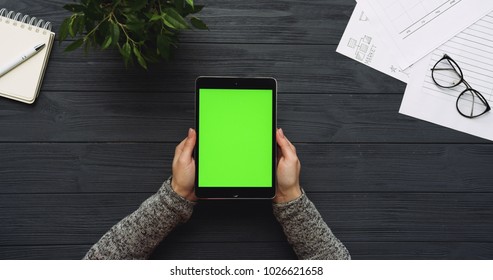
left=274, top=128, right=302, bottom=203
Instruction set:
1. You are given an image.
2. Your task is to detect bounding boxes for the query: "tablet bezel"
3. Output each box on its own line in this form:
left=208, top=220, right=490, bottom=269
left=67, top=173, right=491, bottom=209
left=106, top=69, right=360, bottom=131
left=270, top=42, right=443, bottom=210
left=195, top=76, right=277, bottom=199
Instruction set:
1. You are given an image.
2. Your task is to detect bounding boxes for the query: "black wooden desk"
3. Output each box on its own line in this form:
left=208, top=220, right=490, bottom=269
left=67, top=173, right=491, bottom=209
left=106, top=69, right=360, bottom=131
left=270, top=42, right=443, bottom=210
left=1, top=0, right=493, bottom=259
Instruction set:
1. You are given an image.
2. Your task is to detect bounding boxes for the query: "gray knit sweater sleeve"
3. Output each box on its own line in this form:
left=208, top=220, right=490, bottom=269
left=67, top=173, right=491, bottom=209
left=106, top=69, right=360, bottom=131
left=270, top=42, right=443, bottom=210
left=83, top=178, right=194, bottom=259
left=273, top=191, right=350, bottom=260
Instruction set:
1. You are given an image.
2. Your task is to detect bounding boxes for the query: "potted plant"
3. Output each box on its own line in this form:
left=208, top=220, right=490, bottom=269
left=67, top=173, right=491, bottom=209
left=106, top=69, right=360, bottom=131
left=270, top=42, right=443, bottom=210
left=59, top=0, right=208, bottom=69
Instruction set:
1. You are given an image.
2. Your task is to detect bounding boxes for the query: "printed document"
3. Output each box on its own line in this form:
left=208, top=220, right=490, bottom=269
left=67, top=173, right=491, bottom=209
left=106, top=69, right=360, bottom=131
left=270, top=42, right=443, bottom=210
left=337, top=3, right=410, bottom=83
left=365, top=0, right=493, bottom=69
left=399, top=12, right=493, bottom=141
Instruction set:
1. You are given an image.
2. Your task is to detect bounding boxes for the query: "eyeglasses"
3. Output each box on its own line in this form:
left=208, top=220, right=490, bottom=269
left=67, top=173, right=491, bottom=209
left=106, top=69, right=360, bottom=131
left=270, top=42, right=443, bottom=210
left=430, top=54, right=491, bottom=118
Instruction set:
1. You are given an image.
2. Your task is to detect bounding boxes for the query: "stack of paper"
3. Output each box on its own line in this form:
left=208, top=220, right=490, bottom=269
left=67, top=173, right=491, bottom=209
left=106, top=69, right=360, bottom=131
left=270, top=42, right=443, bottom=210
left=337, top=0, right=493, bottom=141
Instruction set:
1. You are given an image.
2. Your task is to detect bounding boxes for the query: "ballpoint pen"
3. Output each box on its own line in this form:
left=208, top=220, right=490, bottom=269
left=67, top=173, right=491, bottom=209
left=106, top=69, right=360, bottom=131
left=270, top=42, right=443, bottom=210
left=0, top=43, right=45, bottom=78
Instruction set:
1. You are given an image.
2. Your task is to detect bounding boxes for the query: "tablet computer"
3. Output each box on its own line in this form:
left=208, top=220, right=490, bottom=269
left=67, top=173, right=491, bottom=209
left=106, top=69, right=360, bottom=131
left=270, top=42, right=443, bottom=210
left=195, top=77, right=277, bottom=199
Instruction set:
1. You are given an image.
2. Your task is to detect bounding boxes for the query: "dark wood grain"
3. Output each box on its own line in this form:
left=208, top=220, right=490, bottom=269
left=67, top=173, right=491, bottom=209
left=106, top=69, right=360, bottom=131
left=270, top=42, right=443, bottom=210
left=0, top=245, right=91, bottom=260
left=346, top=242, right=493, bottom=260
left=152, top=241, right=493, bottom=260
left=1, top=0, right=493, bottom=260
left=1, top=143, right=493, bottom=194
left=0, top=243, right=295, bottom=260
left=1, top=193, right=493, bottom=247
left=1, top=93, right=485, bottom=143
left=32, top=43, right=405, bottom=94
left=1, top=0, right=355, bottom=45
left=3, top=242, right=493, bottom=260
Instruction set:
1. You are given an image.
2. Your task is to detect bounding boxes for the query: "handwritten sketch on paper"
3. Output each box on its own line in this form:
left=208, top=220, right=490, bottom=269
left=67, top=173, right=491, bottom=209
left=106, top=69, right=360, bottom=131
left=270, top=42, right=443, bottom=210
left=336, top=3, right=410, bottom=83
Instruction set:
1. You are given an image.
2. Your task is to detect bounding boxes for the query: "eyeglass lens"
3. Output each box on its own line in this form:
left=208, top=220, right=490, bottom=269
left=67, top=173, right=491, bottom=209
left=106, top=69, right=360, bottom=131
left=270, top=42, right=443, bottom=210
left=431, top=57, right=463, bottom=88
left=457, top=89, right=490, bottom=118
left=431, top=55, right=490, bottom=118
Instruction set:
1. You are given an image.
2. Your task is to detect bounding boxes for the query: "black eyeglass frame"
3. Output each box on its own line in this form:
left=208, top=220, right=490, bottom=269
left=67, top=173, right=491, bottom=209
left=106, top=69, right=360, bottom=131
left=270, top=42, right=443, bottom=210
left=430, top=54, right=491, bottom=118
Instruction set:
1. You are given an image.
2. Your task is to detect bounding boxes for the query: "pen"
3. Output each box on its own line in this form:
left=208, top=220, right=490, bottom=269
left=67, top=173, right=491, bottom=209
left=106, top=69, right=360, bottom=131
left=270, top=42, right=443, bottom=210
left=0, top=43, right=46, bottom=78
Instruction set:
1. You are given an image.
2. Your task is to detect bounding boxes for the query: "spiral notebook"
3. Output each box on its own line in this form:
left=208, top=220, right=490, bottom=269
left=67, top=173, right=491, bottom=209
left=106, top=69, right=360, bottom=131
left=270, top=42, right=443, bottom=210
left=0, top=8, right=55, bottom=104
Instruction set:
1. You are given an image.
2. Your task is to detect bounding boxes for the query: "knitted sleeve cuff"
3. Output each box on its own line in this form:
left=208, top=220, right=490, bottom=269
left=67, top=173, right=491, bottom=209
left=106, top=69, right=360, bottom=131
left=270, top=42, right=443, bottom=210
left=156, top=177, right=196, bottom=222
left=272, top=189, right=306, bottom=218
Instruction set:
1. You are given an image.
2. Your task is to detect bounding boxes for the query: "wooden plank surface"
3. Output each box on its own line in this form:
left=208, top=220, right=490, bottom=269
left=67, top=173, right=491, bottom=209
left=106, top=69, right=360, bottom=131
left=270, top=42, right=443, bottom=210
left=1, top=143, right=493, bottom=194
left=32, top=43, right=405, bottom=94
left=1, top=0, right=493, bottom=260
left=7, top=0, right=354, bottom=45
left=152, top=241, right=493, bottom=260
left=1, top=193, right=493, bottom=245
left=1, top=93, right=486, bottom=143
left=3, top=242, right=493, bottom=260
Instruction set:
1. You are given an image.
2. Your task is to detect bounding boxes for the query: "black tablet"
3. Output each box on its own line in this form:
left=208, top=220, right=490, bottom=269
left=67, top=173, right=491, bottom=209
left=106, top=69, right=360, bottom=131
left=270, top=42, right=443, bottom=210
left=195, top=77, right=277, bottom=199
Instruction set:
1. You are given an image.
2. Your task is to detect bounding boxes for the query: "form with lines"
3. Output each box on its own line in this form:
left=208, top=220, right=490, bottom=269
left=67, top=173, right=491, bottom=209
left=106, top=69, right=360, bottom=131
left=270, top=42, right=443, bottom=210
left=363, top=0, right=493, bottom=68
left=400, top=12, right=493, bottom=141
left=396, top=0, right=462, bottom=39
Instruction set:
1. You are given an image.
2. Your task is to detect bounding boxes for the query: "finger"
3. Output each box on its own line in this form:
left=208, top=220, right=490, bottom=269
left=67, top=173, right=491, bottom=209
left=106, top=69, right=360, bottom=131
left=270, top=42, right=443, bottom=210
left=180, top=128, right=196, bottom=160
left=284, top=136, right=297, bottom=153
left=173, top=140, right=187, bottom=168
left=277, top=128, right=296, bottom=160
left=173, top=128, right=193, bottom=165
left=278, top=128, right=296, bottom=153
left=276, top=145, right=282, bottom=162
left=173, top=137, right=187, bottom=164
left=175, top=138, right=186, bottom=155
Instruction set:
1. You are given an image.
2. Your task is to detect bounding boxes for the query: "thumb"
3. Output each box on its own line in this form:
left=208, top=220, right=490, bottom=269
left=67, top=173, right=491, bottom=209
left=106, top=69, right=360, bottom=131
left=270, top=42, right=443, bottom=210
left=181, top=128, right=196, bottom=159
left=276, top=128, right=294, bottom=160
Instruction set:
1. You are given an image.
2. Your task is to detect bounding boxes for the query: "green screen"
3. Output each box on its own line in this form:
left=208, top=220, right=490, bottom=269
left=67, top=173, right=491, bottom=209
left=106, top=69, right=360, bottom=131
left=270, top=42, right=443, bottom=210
left=198, top=88, right=272, bottom=187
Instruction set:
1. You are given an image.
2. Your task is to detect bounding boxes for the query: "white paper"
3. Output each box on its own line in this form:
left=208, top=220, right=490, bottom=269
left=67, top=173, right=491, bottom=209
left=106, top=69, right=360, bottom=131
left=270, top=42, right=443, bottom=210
left=365, top=0, right=493, bottom=69
left=336, top=3, right=410, bottom=83
left=399, top=12, right=493, bottom=141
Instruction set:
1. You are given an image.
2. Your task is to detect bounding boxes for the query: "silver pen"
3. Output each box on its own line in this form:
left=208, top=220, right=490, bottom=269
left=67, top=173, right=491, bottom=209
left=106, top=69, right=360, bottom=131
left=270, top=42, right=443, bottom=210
left=0, top=43, right=45, bottom=78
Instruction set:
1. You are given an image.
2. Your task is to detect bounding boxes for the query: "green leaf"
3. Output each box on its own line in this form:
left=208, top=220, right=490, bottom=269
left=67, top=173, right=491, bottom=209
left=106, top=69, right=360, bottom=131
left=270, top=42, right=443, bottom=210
left=132, top=46, right=148, bottom=69
left=63, top=4, right=85, bottom=13
left=185, top=0, right=194, bottom=9
left=121, top=42, right=132, bottom=57
left=190, top=17, right=208, bottom=30
left=71, top=15, right=85, bottom=37
left=64, top=38, right=84, bottom=52
left=101, top=35, right=112, bottom=49
left=68, top=15, right=77, bottom=37
left=60, top=0, right=207, bottom=68
left=149, top=14, right=162, bottom=22
left=162, top=8, right=189, bottom=30
left=124, top=44, right=132, bottom=57
left=58, top=17, right=71, bottom=44
left=124, top=14, right=145, bottom=33
left=94, top=20, right=110, bottom=45
left=119, top=42, right=133, bottom=67
left=84, top=0, right=104, bottom=20
left=126, top=0, right=148, bottom=11
left=174, top=0, right=185, bottom=14
left=110, top=22, right=120, bottom=46
left=156, top=34, right=171, bottom=60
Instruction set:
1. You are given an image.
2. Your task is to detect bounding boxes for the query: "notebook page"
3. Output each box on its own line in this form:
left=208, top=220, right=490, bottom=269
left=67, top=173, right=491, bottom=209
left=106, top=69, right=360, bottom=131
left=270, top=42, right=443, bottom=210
left=0, top=15, right=54, bottom=103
